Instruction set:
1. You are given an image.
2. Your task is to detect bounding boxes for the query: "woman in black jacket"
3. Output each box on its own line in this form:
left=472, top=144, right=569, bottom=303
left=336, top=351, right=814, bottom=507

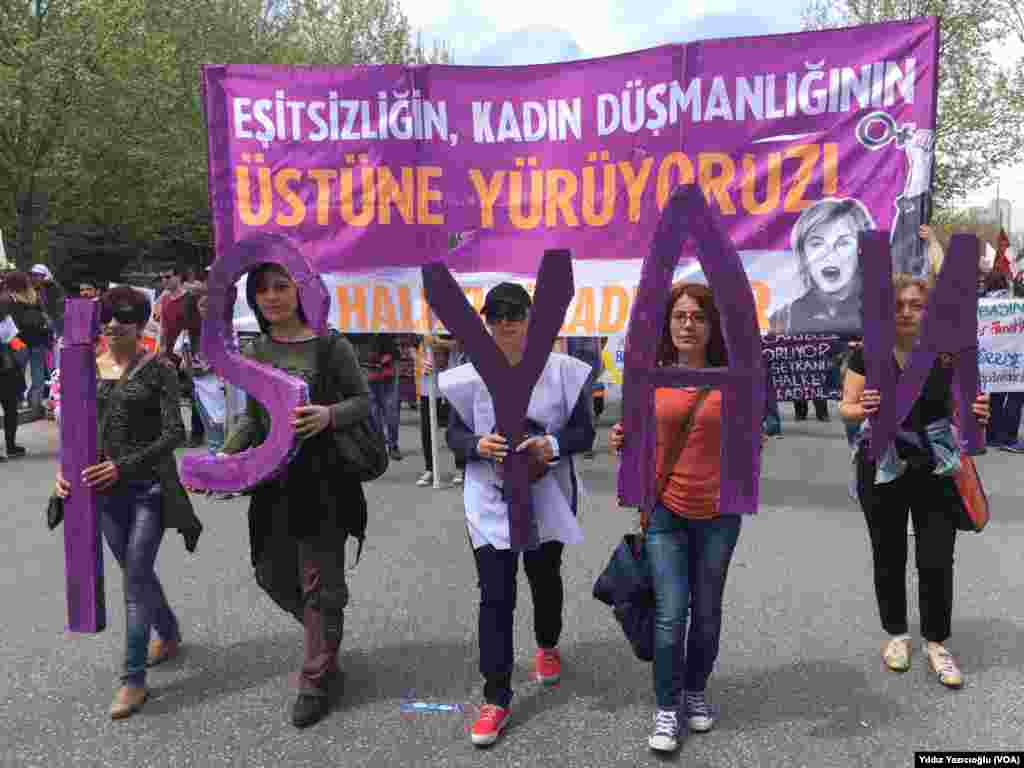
left=222, top=251, right=371, bottom=729
left=55, top=286, right=201, bottom=720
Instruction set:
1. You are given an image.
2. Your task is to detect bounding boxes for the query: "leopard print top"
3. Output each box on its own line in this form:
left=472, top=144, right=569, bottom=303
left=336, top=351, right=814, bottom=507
left=96, top=357, right=185, bottom=482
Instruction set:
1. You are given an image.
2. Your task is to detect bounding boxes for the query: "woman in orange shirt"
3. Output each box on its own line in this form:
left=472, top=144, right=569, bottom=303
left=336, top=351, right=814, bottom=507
left=610, top=282, right=743, bottom=754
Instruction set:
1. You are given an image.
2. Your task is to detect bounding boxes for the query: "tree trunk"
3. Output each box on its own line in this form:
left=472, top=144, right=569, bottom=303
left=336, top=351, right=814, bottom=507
left=14, top=179, right=37, bottom=270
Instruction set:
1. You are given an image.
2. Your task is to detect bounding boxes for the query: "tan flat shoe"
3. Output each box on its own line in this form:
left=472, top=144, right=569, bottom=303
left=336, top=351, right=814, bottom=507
left=882, top=636, right=911, bottom=672
left=146, top=637, right=180, bottom=667
left=925, top=643, right=963, bottom=688
left=110, top=686, right=148, bottom=720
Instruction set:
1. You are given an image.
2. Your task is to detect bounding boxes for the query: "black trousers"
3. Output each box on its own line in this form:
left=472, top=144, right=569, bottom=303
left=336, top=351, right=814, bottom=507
left=419, top=396, right=464, bottom=472
left=794, top=399, right=829, bottom=420
left=0, top=374, right=21, bottom=449
left=856, top=458, right=958, bottom=643
left=472, top=541, right=564, bottom=708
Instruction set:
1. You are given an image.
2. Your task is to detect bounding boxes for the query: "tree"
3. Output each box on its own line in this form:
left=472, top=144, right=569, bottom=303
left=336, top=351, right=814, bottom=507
left=802, top=0, right=1024, bottom=210
left=0, top=0, right=428, bottom=272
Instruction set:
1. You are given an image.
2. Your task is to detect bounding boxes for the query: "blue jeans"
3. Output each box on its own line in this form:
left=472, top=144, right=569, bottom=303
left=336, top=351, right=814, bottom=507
left=645, top=504, right=742, bottom=709
left=98, top=482, right=179, bottom=686
left=194, top=392, right=225, bottom=455
left=369, top=377, right=399, bottom=449
left=27, top=344, right=48, bottom=409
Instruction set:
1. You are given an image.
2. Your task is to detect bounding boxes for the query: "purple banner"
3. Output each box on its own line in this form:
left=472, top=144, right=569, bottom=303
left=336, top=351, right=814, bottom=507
left=204, top=18, right=938, bottom=337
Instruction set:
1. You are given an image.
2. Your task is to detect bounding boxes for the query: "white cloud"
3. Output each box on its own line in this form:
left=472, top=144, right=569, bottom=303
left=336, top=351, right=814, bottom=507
left=404, top=0, right=800, bottom=60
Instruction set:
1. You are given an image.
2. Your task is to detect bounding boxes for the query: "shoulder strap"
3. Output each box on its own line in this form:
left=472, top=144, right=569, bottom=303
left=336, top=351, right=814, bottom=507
left=314, top=332, right=338, bottom=404
left=645, top=386, right=712, bottom=528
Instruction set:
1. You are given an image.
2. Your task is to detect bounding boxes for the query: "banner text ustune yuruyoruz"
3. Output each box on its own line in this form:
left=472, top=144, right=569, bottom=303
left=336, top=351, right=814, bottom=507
left=204, top=18, right=938, bottom=336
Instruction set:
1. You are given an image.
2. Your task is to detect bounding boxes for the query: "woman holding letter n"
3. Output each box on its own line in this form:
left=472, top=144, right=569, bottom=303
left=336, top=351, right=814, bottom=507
left=54, top=287, right=201, bottom=720
left=221, top=258, right=372, bottom=729
left=609, top=283, right=747, bottom=754
left=840, top=274, right=990, bottom=689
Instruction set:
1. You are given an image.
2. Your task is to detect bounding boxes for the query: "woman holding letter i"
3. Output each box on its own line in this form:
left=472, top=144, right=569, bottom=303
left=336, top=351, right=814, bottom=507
left=610, top=283, right=752, bottom=754
left=840, top=274, right=990, bottom=689
left=54, top=287, right=201, bottom=720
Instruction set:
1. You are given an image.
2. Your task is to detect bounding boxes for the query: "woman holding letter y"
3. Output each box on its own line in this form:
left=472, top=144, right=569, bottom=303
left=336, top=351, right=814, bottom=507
left=840, top=274, right=989, bottom=688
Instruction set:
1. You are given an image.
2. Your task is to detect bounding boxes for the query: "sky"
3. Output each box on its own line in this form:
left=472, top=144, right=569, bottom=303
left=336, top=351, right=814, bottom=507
left=403, top=0, right=1024, bottom=224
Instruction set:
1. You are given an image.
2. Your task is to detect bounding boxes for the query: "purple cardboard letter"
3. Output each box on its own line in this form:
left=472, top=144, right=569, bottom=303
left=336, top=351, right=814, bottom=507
left=422, top=250, right=574, bottom=551
left=179, top=234, right=329, bottom=492
left=61, top=299, right=106, bottom=633
left=618, top=185, right=764, bottom=515
left=860, top=232, right=984, bottom=461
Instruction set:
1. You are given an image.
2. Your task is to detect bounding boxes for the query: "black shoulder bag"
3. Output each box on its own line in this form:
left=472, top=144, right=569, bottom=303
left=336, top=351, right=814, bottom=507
left=316, top=333, right=389, bottom=483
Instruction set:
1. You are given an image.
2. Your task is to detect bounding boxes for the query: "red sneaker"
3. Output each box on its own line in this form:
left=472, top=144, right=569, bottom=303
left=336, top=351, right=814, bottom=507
left=535, top=647, right=561, bottom=685
left=470, top=704, right=510, bottom=746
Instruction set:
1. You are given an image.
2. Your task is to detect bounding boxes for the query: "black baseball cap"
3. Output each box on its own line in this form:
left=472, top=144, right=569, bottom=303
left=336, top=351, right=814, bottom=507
left=480, top=282, right=532, bottom=318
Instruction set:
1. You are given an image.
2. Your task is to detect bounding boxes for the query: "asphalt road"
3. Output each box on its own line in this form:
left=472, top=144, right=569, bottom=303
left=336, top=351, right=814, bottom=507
left=0, top=405, right=1021, bottom=768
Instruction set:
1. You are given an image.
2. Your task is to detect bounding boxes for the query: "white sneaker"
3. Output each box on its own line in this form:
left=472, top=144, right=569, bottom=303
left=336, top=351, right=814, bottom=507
left=453, top=470, right=464, bottom=485
left=684, top=690, right=715, bottom=732
left=416, top=471, right=433, bottom=487
left=648, top=709, right=679, bottom=752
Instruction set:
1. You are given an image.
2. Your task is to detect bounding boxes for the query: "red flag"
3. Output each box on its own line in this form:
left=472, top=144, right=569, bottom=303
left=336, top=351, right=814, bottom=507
left=993, top=228, right=1012, bottom=277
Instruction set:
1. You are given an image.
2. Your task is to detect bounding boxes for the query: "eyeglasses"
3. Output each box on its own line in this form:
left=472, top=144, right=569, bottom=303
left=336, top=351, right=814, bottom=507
left=484, top=304, right=528, bottom=324
left=671, top=311, right=707, bottom=325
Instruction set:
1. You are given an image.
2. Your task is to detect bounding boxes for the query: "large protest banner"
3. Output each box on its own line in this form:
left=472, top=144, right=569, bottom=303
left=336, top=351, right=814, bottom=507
left=204, top=18, right=938, bottom=335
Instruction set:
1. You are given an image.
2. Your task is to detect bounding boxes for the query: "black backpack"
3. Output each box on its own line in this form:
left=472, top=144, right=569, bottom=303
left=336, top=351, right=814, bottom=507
left=315, top=333, right=389, bottom=482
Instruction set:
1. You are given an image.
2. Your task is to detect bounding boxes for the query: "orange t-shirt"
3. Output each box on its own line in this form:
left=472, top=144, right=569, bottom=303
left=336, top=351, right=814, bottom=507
left=655, top=387, right=722, bottom=520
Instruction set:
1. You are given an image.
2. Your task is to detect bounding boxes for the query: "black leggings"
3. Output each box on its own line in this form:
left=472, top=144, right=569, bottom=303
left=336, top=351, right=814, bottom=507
left=856, top=458, right=959, bottom=643
left=0, top=374, right=21, bottom=449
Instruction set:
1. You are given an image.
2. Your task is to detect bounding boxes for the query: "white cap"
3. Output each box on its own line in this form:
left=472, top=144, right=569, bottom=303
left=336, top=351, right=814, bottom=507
left=30, top=264, right=53, bottom=280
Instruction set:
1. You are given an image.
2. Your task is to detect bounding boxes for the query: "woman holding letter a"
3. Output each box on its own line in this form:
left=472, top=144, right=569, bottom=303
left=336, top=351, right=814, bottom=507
left=610, top=283, right=752, bottom=754
left=840, top=274, right=990, bottom=688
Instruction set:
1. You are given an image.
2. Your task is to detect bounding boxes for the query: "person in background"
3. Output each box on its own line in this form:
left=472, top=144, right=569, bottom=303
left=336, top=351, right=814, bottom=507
left=0, top=293, right=26, bottom=459
left=54, top=286, right=201, bottom=720
left=610, top=282, right=752, bottom=754
left=30, top=264, right=65, bottom=372
left=416, top=333, right=465, bottom=486
left=362, top=334, right=403, bottom=461
left=980, top=271, right=1024, bottom=451
left=175, top=284, right=227, bottom=457
left=841, top=274, right=990, bottom=690
left=4, top=271, right=51, bottom=420
left=79, top=281, right=101, bottom=300
left=566, top=336, right=604, bottom=458
left=763, top=361, right=783, bottom=438
left=441, top=282, right=594, bottom=748
left=793, top=397, right=829, bottom=422
left=159, top=265, right=204, bottom=447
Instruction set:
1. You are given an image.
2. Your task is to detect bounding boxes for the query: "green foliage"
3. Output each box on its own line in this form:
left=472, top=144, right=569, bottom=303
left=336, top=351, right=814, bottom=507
left=802, top=0, right=1024, bottom=210
left=0, top=0, right=430, bottom=269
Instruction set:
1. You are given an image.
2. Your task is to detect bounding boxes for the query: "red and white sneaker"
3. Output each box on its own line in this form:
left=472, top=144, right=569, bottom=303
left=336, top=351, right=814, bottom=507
left=470, top=704, right=510, bottom=746
left=535, top=647, right=561, bottom=685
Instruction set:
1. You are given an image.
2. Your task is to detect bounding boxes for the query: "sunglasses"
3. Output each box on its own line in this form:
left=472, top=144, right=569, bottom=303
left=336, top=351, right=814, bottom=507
left=484, top=304, right=528, bottom=324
